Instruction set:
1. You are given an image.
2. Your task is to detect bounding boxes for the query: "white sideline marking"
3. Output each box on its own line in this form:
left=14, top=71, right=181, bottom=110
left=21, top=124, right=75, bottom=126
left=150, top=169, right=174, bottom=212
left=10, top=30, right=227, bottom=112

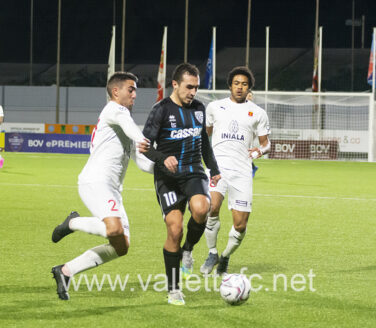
left=0, top=182, right=375, bottom=202
left=0, top=183, right=152, bottom=191
left=254, top=193, right=376, bottom=202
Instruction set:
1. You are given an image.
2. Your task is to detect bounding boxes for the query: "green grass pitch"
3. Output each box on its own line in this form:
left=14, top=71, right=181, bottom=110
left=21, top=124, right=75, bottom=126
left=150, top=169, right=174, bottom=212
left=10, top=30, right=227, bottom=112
left=0, top=152, right=375, bottom=327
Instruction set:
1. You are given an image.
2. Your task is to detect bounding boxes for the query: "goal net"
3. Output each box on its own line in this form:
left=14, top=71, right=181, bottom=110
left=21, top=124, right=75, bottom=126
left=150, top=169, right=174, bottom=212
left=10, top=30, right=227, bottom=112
left=196, top=90, right=375, bottom=162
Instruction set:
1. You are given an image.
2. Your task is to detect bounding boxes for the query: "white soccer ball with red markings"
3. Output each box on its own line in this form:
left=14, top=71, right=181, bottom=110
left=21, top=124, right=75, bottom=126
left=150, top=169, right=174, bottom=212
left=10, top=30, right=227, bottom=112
left=220, top=274, right=251, bottom=305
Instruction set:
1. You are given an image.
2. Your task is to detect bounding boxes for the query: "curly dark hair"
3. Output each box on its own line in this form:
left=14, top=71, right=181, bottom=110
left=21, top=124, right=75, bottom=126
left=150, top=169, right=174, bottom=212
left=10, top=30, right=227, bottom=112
left=227, top=66, right=255, bottom=89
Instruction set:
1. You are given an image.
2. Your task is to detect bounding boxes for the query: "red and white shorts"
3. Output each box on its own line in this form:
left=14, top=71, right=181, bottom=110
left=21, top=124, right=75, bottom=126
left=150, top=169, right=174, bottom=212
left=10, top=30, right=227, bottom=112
left=78, top=182, right=130, bottom=237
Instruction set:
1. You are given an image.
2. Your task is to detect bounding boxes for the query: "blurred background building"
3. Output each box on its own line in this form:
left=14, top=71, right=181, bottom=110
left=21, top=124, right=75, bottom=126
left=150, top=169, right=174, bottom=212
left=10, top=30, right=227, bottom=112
left=0, top=0, right=375, bottom=91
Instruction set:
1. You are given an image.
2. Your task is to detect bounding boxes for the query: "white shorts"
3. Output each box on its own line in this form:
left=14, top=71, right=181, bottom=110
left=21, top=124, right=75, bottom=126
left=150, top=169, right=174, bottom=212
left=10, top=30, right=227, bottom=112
left=78, top=183, right=130, bottom=237
left=208, top=169, right=253, bottom=212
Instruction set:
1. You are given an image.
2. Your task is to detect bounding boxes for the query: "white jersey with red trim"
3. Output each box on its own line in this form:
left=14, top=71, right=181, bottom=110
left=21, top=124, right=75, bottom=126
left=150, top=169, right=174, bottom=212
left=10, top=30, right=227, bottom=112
left=78, top=101, right=153, bottom=190
left=206, top=97, right=270, bottom=176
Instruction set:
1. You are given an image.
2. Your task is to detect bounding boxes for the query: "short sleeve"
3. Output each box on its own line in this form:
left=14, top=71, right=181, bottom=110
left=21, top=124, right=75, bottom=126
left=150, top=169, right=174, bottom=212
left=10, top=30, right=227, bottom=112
left=257, top=110, right=271, bottom=136
left=206, top=102, right=214, bottom=127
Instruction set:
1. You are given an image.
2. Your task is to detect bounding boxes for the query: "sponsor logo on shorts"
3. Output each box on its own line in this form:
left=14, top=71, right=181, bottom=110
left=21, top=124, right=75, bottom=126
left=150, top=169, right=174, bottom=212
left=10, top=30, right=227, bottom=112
left=235, top=200, right=248, bottom=207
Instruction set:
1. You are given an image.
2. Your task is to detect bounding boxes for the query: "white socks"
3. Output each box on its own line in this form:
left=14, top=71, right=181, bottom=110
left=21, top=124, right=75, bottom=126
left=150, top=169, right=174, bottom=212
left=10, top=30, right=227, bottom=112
left=205, top=216, right=220, bottom=254
left=69, top=217, right=107, bottom=238
left=65, top=244, right=119, bottom=276
left=222, top=226, right=246, bottom=258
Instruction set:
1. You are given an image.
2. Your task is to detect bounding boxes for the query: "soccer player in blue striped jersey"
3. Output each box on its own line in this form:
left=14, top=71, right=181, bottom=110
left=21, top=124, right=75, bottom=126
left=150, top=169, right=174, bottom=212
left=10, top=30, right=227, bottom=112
left=142, top=63, right=221, bottom=305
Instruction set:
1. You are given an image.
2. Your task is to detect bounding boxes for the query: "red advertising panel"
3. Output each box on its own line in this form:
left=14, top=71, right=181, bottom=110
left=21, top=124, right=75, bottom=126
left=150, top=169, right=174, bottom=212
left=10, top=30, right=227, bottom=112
left=269, top=140, right=338, bottom=160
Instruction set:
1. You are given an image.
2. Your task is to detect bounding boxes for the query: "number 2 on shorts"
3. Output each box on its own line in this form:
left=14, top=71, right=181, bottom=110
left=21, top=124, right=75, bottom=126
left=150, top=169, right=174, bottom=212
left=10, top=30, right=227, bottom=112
left=108, top=199, right=119, bottom=211
left=163, top=191, right=177, bottom=207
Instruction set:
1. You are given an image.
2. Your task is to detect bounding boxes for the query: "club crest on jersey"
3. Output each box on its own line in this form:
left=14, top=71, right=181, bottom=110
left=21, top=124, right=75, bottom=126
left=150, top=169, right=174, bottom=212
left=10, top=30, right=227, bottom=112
left=229, top=120, right=239, bottom=133
left=221, top=120, right=245, bottom=141
left=195, top=111, right=204, bottom=124
left=248, top=111, right=253, bottom=116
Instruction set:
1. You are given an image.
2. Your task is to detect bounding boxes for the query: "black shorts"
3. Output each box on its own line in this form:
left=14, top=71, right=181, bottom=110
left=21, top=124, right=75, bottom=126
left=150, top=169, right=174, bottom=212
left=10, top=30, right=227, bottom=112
left=155, top=176, right=210, bottom=217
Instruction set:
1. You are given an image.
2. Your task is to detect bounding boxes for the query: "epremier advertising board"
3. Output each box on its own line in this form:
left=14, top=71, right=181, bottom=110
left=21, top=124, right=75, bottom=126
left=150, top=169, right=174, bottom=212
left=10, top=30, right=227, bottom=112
left=5, top=133, right=90, bottom=154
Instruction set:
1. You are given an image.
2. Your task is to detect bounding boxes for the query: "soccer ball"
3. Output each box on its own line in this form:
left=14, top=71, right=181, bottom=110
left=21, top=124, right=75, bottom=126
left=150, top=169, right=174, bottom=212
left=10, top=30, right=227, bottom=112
left=219, top=274, right=251, bottom=305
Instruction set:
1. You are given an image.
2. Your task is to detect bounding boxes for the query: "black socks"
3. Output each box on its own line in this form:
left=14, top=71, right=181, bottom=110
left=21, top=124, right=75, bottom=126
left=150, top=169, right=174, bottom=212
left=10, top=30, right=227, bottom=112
left=163, top=248, right=181, bottom=291
left=182, top=216, right=206, bottom=252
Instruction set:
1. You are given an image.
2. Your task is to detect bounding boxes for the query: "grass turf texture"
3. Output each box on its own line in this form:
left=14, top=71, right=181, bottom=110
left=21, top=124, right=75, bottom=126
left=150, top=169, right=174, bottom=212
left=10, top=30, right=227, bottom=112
left=0, top=152, right=375, bottom=327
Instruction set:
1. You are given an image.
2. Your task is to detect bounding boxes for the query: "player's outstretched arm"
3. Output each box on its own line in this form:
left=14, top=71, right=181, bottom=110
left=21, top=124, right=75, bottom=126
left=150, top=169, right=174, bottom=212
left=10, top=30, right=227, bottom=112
left=109, top=108, right=146, bottom=143
left=137, top=138, right=150, bottom=153
left=132, top=140, right=155, bottom=174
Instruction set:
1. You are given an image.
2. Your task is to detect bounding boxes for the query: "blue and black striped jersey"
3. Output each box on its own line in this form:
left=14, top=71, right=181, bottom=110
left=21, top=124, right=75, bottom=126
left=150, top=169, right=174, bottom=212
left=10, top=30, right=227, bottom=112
left=143, top=97, right=219, bottom=179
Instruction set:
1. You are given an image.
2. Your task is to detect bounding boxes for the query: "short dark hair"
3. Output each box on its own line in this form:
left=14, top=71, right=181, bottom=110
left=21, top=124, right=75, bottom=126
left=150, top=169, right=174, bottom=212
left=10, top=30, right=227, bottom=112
left=107, top=71, right=138, bottom=98
left=172, top=63, right=200, bottom=84
left=227, top=66, right=255, bottom=89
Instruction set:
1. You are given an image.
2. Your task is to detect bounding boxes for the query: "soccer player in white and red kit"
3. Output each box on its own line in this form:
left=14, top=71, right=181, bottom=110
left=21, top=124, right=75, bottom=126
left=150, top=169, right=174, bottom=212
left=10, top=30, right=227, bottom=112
left=200, top=66, right=271, bottom=275
left=51, top=72, right=157, bottom=300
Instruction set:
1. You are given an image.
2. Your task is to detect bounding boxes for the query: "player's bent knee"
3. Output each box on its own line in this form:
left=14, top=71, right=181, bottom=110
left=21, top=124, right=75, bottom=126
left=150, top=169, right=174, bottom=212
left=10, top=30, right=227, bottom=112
left=170, top=227, right=183, bottom=241
left=190, top=197, right=210, bottom=217
left=196, top=207, right=210, bottom=218
left=234, top=222, right=247, bottom=233
left=104, top=217, right=124, bottom=237
left=115, top=246, right=128, bottom=256
left=109, top=235, right=129, bottom=256
left=168, top=226, right=183, bottom=243
left=209, top=207, right=220, bottom=217
left=107, top=226, right=124, bottom=237
left=191, top=204, right=210, bottom=221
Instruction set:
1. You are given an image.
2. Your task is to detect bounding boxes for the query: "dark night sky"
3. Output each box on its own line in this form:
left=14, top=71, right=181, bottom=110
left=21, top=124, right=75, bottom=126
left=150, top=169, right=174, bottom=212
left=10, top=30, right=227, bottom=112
left=1, top=0, right=376, bottom=65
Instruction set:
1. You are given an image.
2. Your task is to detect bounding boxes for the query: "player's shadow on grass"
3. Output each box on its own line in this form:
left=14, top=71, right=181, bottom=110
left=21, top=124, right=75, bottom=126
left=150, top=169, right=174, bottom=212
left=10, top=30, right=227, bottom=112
left=230, top=263, right=286, bottom=274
